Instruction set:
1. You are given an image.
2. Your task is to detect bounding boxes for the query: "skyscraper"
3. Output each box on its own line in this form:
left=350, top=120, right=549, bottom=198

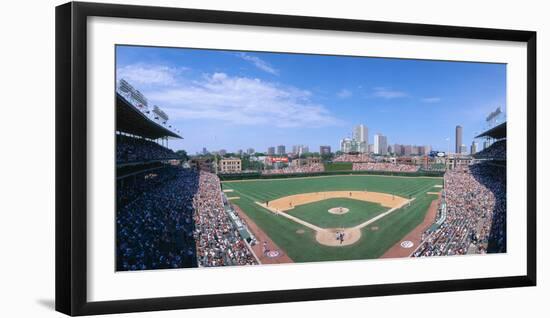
left=374, top=134, right=388, bottom=155
left=267, top=147, right=275, bottom=155
left=292, top=145, right=309, bottom=155
left=403, top=145, right=412, bottom=156
left=341, top=138, right=363, bottom=153
left=353, top=124, right=368, bottom=153
left=340, top=138, right=354, bottom=153
left=320, top=145, right=331, bottom=155
left=455, top=125, right=463, bottom=154
left=379, top=135, right=388, bottom=155
left=276, top=145, right=286, bottom=155
left=353, top=124, right=368, bottom=143
left=393, top=144, right=403, bottom=156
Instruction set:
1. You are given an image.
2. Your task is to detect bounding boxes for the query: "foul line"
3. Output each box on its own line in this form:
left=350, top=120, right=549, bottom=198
left=352, top=198, right=415, bottom=230
left=255, top=202, right=322, bottom=232
left=255, top=197, right=415, bottom=233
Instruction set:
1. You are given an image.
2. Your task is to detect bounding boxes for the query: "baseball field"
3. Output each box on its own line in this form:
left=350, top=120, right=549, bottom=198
left=222, top=174, right=443, bottom=263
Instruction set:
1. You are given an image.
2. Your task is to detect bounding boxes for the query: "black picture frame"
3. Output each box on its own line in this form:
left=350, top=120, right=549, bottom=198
left=55, top=1, right=537, bottom=316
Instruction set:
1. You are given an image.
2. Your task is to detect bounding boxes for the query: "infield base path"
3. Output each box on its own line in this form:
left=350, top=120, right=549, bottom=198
left=256, top=191, right=413, bottom=247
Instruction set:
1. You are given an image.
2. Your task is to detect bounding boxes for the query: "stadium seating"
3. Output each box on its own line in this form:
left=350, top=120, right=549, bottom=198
left=116, top=166, right=257, bottom=271
left=353, top=162, right=419, bottom=173
left=474, top=140, right=506, bottom=160
left=117, top=167, right=199, bottom=270
left=193, top=171, right=257, bottom=267
left=332, top=153, right=371, bottom=162
left=116, top=134, right=178, bottom=164
left=413, top=163, right=506, bottom=257
left=262, top=163, right=324, bottom=175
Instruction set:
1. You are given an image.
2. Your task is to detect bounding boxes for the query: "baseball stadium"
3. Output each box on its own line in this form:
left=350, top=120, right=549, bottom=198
left=221, top=173, right=443, bottom=263
left=115, top=77, right=506, bottom=271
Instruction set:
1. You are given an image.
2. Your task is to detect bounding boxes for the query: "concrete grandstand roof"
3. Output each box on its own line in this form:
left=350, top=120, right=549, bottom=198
left=476, top=122, right=506, bottom=139
left=116, top=93, right=182, bottom=139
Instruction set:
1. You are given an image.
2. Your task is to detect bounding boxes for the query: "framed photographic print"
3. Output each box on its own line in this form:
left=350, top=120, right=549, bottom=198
left=55, top=1, right=536, bottom=316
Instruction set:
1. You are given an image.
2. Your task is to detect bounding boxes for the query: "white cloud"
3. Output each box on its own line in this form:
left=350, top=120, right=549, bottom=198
left=372, top=87, right=408, bottom=99
left=421, top=97, right=442, bottom=103
left=145, top=72, right=340, bottom=128
left=238, top=53, right=279, bottom=75
left=337, top=89, right=353, bottom=98
left=117, top=63, right=187, bottom=86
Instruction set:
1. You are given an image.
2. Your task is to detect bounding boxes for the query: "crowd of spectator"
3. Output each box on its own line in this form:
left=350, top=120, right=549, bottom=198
left=352, top=162, right=420, bottom=173
left=474, top=140, right=506, bottom=160
left=218, top=170, right=259, bottom=175
left=117, top=166, right=180, bottom=208
left=117, top=134, right=178, bottom=164
left=332, top=153, right=372, bottom=162
left=413, top=163, right=506, bottom=257
left=193, top=171, right=257, bottom=266
left=420, top=163, right=447, bottom=172
left=117, top=167, right=199, bottom=271
left=261, top=163, right=325, bottom=175
left=116, top=166, right=257, bottom=271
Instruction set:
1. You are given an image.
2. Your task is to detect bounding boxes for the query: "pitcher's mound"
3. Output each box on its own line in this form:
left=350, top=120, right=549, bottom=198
left=328, top=207, right=350, bottom=215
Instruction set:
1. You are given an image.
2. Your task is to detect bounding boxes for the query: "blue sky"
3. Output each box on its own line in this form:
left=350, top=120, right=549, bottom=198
left=116, top=45, right=506, bottom=154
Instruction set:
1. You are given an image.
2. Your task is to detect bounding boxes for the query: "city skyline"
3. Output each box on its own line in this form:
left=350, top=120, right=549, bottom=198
left=195, top=123, right=457, bottom=156
left=116, top=45, right=506, bottom=154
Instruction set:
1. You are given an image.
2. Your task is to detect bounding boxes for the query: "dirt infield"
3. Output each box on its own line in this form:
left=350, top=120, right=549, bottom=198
left=257, top=191, right=412, bottom=247
left=380, top=193, right=441, bottom=259
left=316, top=228, right=361, bottom=246
left=265, top=191, right=407, bottom=211
left=231, top=204, right=293, bottom=264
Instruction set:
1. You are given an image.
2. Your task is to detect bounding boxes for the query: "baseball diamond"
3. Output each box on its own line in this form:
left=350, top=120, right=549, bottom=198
left=223, top=174, right=442, bottom=262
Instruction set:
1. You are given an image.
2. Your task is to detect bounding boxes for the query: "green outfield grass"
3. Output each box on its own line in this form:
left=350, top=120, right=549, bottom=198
left=223, top=174, right=442, bottom=263
left=286, top=198, right=386, bottom=228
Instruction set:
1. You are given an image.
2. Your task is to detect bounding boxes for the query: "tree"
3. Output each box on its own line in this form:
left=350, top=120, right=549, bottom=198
left=321, top=152, right=334, bottom=161
left=175, top=150, right=189, bottom=161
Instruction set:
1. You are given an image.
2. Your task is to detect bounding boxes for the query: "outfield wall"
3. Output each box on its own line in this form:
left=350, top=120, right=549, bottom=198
left=218, top=169, right=444, bottom=181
